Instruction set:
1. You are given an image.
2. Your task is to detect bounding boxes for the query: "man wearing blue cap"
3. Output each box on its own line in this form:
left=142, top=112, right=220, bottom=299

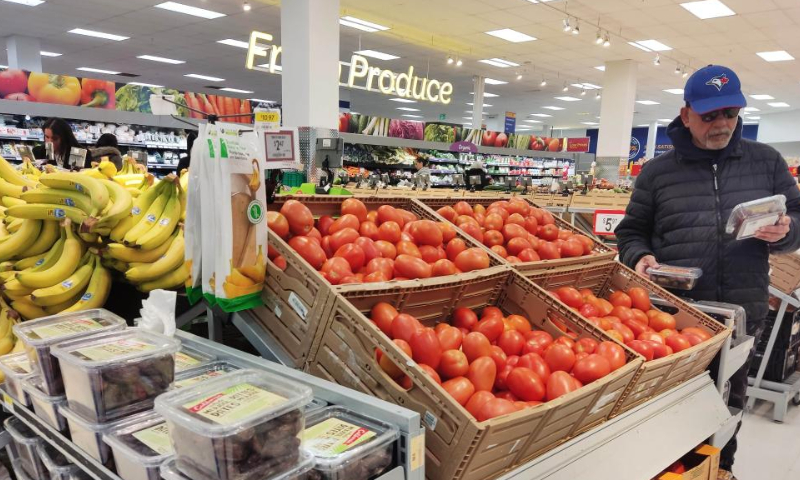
left=617, top=65, right=800, bottom=479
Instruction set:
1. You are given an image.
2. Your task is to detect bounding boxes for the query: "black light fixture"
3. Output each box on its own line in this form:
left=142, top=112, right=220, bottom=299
left=540, top=77, right=547, bottom=87
left=603, top=33, right=611, bottom=47
left=447, top=55, right=454, bottom=65
left=654, top=54, right=661, bottom=66
left=563, top=18, right=571, bottom=32
left=456, top=57, right=463, bottom=67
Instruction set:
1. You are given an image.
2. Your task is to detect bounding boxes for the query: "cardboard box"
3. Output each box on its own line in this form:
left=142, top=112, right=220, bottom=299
left=657, top=445, right=721, bottom=480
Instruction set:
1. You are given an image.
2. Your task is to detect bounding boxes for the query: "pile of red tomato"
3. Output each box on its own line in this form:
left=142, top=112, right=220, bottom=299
left=370, top=303, right=628, bottom=421
left=267, top=199, right=492, bottom=284
left=549, top=286, right=715, bottom=361
left=435, top=199, right=596, bottom=262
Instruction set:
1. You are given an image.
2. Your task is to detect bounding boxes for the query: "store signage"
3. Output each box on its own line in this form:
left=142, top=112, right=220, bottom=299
left=629, top=136, right=641, bottom=160
left=246, top=31, right=454, bottom=105
left=593, top=210, right=625, bottom=236
left=263, top=130, right=298, bottom=169
left=450, top=141, right=478, bottom=153
left=504, top=112, right=516, bottom=134
left=566, top=137, right=591, bottom=152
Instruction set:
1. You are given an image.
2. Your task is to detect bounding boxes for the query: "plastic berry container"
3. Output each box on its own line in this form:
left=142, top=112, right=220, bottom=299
left=0, top=352, right=37, bottom=405
left=22, top=375, right=68, bottom=431
left=4, top=416, right=47, bottom=480
left=160, top=451, right=315, bottom=480
left=12, top=309, right=126, bottom=396
left=59, top=404, right=152, bottom=465
left=172, top=361, right=242, bottom=389
left=725, top=194, right=786, bottom=240
left=37, top=442, right=82, bottom=480
left=155, top=369, right=312, bottom=480
left=51, top=329, right=179, bottom=423
left=173, top=345, right=216, bottom=374
left=646, top=265, right=703, bottom=291
left=103, top=411, right=174, bottom=480
left=301, top=406, right=398, bottom=480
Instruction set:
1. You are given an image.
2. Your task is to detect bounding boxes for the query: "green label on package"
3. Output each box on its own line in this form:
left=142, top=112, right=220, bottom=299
left=29, top=318, right=103, bottom=340
left=175, top=370, right=228, bottom=389
left=174, top=352, right=201, bottom=372
left=302, top=418, right=376, bottom=458
left=183, top=383, right=286, bottom=425
left=131, top=422, right=173, bottom=456
left=72, top=339, right=156, bottom=362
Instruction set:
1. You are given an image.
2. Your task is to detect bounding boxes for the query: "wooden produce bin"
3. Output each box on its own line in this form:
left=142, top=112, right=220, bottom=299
left=769, top=252, right=800, bottom=295
left=531, top=192, right=571, bottom=208
left=526, top=261, right=730, bottom=415
left=263, top=195, right=508, bottom=368
left=570, top=189, right=632, bottom=210
left=307, top=269, right=643, bottom=480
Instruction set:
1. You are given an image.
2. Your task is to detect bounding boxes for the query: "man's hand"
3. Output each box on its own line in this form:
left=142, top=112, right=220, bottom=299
left=755, top=215, right=791, bottom=243
left=635, top=255, right=660, bottom=278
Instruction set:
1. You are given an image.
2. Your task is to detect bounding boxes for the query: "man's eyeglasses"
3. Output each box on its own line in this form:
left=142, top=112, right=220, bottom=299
left=699, top=107, right=740, bottom=123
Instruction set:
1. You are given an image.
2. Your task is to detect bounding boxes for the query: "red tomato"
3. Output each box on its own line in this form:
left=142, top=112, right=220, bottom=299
left=572, top=354, right=612, bottom=384
left=623, top=319, right=652, bottom=338
left=596, top=299, right=614, bottom=316
left=377, top=222, right=402, bottom=243
left=517, top=249, right=541, bottom=262
left=497, top=330, right=525, bottom=356
left=418, top=364, right=442, bottom=385
left=517, top=353, right=551, bottom=383
left=328, top=214, right=359, bottom=234
left=476, top=398, right=518, bottom=421
left=350, top=237, right=377, bottom=264
left=465, top=391, right=495, bottom=418
left=627, top=287, right=651, bottom=311
left=366, top=211, right=378, bottom=223
left=442, top=377, right=475, bottom=406
left=395, top=241, right=421, bottom=259
left=416, top=245, right=440, bottom=264
left=609, top=322, right=635, bottom=344
left=280, top=200, right=314, bottom=236
left=626, top=340, right=655, bottom=361
left=505, top=315, right=532, bottom=334
left=560, top=240, right=584, bottom=258
left=596, top=341, right=627, bottom=371
left=437, top=206, right=457, bottom=222
left=506, top=367, right=546, bottom=401
left=574, top=338, right=598, bottom=354
left=475, top=316, right=505, bottom=343
left=506, top=256, right=522, bottom=264
left=649, top=312, right=677, bottom=331
left=505, top=213, right=525, bottom=227
left=505, top=237, right=531, bottom=257
left=579, top=304, right=600, bottom=318
left=371, top=303, right=398, bottom=336
left=365, top=258, right=394, bottom=279
left=473, top=213, right=486, bottom=227
left=554, top=336, right=576, bottom=350
left=334, top=243, right=365, bottom=272
left=572, top=234, right=595, bottom=254
left=684, top=333, right=704, bottom=346
left=638, top=331, right=666, bottom=345
left=391, top=314, right=423, bottom=342
left=467, top=356, right=497, bottom=392
left=377, top=205, right=404, bottom=227
left=452, top=307, right=478, bottom=330
left=482, top=230, right=503, bottom=248
left=373, top=240, right=397, bottom=260
left=483, top=213, right=504, bottom=231
left=462, top=332, right=493, bottom=363
left=487, top=207, right=510, bottom=223
left=491, top=245, right=508, bottom=258
left=502, top=223, right=528, bottom=242
left=521, top=216, right=538, bottom=235
left=287, top=236, right=326, bottom=270
left=538, top=224, right=559, bottom=241
left=522, top=333, right=553, bottom=356
left=458, top=222, right=484, bottom=244
left=611, top=306, right=636, bottom=323
left=489, top=346, right=508, bottom=371
left=446, top=238, right=467, bottom=262
left=408, top=328, right=441, bottom=369
left=481, top=306, right=504, bottom=321
left=547, top=371, right=579, bottom=401
left=430, top=259, right=456, bottom=277
left=538, top=242, right=561, bottom=260
left=394, top=255, right=432, bottom=279
left=266, top=211, right=290, bottom=239
left=609, top=291, right=633, bottom=308
left=437, top=326, right=463, bottom=351
left=494, top=365, right=514, bottom=391
left=328, top=228, right=360, bottom=252
left=631, top=308, right=650, bottom=325
left=363, top=271, right=387, bottom=283
left=682, top=327, right=712, bottom=342
left=359, top=221, right=380, bottom=240
left=544, top=344, right=576, bottom=372
left=320, top=257, right=352, bottom=285
left=438, top=223, right=457, bottom=243
left=439, top=350, right=469, bottom=379
left=665, top=334, right=692, bottom=353
left=378, top=339, right=412, bottom=379
left=454, top=201, right=473, bottom=217
left=556, top=287, right=584, bottom=308
left=454, top=248, right=490, bottom=272
left=408, top=220, right=444, bottom=246
left=396, top=208, right=418, bottom=225
left=649, top=341, right=670, bottom=359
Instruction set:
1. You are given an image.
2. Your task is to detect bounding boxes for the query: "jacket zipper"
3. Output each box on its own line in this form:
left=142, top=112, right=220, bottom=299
left=711, top=163, right=724, bottom=301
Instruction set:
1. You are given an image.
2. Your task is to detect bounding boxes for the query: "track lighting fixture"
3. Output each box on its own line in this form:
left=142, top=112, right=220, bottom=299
left=243, top=1, right=251, bottom=11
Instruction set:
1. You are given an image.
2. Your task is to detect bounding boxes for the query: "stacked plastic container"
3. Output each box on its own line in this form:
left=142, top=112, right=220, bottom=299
left=0, top=352, right=36, bottom=406
left=4, top=416, right=47, bottom=479
left=102, top=411, right=174, bottom=480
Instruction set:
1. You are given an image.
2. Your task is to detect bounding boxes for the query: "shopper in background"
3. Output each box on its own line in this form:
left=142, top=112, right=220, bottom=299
left=33, top=117, right=92, bottom=168
left=90, top=133, right=123, bottom=170
left=616, top=65, right=800, bottom=480
left=176, top=131, right=197, bottom=173
left=465, top=161, right=491, bottom=191
left=414, top=156, right=431, bottom=189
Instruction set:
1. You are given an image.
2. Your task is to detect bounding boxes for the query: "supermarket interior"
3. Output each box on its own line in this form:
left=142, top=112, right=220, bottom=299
left=2, top=0, right=800, bottom=479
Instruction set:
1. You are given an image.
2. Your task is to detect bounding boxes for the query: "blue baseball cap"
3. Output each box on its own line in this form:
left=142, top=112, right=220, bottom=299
left=683, top=65, right=747, bottom=114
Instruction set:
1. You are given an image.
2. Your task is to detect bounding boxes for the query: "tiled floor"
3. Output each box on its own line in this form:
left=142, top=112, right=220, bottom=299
left=735, top=399, right=800, bottom=479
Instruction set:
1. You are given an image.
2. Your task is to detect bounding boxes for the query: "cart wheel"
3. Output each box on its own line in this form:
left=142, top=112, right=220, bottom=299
left=792, top=394, right=800, bottom=406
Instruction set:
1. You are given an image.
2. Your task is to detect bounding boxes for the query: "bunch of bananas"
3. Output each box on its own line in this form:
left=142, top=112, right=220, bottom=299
left=0, top=297, right=24, bottom=381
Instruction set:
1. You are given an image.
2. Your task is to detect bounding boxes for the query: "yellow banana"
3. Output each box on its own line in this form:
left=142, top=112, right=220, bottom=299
left=122, top=183, right=172, bottom=246
left=39, top=172, right=108, bottom=216
left=137, top=263, right=189, bottom=292
left=98, top=159, right=117, bottom=178
left=44, top=291, right=85, bottom=315
left=18, top=220, right=59, bottom=258
left=5, top=218, right=22, bottom=233
left=0, top=219, right=41, bottom=262
left=104, top=229, right=177, bottom=263
left=238, top=245, right=266, bottom=284
left=0, top=337, right=13, bottom=356
left=0, top=271, right=15, bottom=283
left=110, top=178, right=169, bottom=242
left=96, top=179, right=133, bottom=228
left=125, top=231, right=184, bottom=283
left=226, top=266, right=256, bottom=287
left=135, top=184, right=179, bottom=250
left=0, top=178, right=25, bottom=198
left=6, top=203, right=89, bottom=225
left=13, top=251, right=48, bottom=271
left=11, top=339, right=25, bottom=353
left=21, top=188, right=95, bottom=215
left=0, top=156, right=37, bottom=188
left=61, top=260, right=111, bottom=313
left=31, top=257, right=94, bottom=307
left=2, top=279, right=35, bottom=297
left=20, top=232, right=66, bottom=273
left=2, top=196, right=25, bottom=208
left=17, top=224, right=82, bottom=289
left=11, top=298, right=48, bottom=320
left=101, top=257, right=129, bottom=273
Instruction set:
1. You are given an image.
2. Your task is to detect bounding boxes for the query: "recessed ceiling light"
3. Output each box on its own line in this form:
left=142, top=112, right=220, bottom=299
left=768, top=102, right=790, bottom=107
left=137, top=55, right=185, bottom=64
left=757, top=51, right=794, bottom=62
left=2, top=0, right=45, bottom=6
left=634, top=40, right=672, bottom=51
left=555, top=96, right=581, bottom=102
left=663, top=88, right=684, bottom=95
left=485, top=29, right=537, bottom=43
left=542, top=106, right=565, bottom=110
left=68, top=28, right=129, bottom=41
left=637, top=124, right=651, bottom=127
left=185, top=73, right=225, bottom=81
left=339, top=16, right=389, bottom=32
left=76, top=67, right=120, bottom=75
left=525, top=119, right=542, bottom=123
left=220, top=87, right=254, bottom=94
left=595, top=66, right=606, bottom=71
left=354, top=49, right=399, bottom=60
left=628, top=41, right=652, bottom=52
left=680, top=0, right=735, bottom=19
left=581, top=122, right=599, bottom=125
left=478, top=58, right=519, bottom=68
left=154, top=2, right=226, bottom=19
left=401, top=114, right=423, bottom=118
left=466, top=102, right=493, bottom=107
left=637, top=100, right=661, bottom=105
left=470, top=92, right=498, bottom=98
left=396, top=107, right=420, bottom=111
left=743, top=107, right=760, bottom=112
left=39, top=51, right=61, bottom=57
left=750, top=94, right=774, bottom=100
left=390, top=98, right=417, bottom=103
left=530, top=113, right=552, bottom=117
left=484, top=78, right=508, bottom=85
left=220, top=39, right=268, bottom=56
left=128, top=82, right=164, bottom=88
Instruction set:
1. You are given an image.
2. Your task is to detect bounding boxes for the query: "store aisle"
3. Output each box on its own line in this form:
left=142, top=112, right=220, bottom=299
left=736, top=400, right=800, bottom=479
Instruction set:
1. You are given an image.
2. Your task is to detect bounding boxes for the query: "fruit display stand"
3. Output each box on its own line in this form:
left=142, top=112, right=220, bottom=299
left=768, top=252, right=800, bottom=296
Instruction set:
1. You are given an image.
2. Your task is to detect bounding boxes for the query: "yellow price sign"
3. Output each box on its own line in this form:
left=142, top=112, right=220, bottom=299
left=255, top=111, right=280, bottom=123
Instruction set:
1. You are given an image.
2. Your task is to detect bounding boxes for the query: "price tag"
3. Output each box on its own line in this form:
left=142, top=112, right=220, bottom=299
left=593, top=209, right=625, bottom=236
left=3, top=393, right=14, bottom=412
left=255, top=111, right=280, bottom=124
left=264, top=131, right=295, bottom=162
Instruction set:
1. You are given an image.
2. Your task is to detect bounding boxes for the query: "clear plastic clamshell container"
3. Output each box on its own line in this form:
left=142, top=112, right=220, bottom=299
left=38, top=442, right=82, bottom=480
left=173, top=345, right=216, bottom=374
left=59, top=404, right=153, bottom=465
left=172, top=361, right=242, bottom=389
left=159, top=451, right=315, bottom=480
left=22, top=375, right=68, bottom=431
left=103, top=411, right=174, bottom=480
left=155, top=369, right=312, bottom=480
left=725, top=194, right=786, bottom=240
left=12, top=309, right=126, bottom=396
left=11, top=459, right=33, bottom=480
left=301, top=406, right=399, bottom=480
left=4, top=416, right=47, bottom=480
left=0, top=352, right=36, bottom=405
left=646, top=265, right=703, bottom=291
left=51, top=329, right=180, bottom=423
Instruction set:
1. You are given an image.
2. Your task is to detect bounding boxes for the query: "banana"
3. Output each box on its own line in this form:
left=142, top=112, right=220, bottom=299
left=0, top=155, right=37, bottom=188
left=79, top=231, right=101, bottom=244
left=238, top=245, right=266, bottom=283
left=137, top=262, right=189, bottom=292
left=0, top=223, right=8, bottom=240
left=0, top=271, right=15, bottom=283
left=105, top=229, right=178, bottom=263
left=122, top=182, right=172, bottom=246
left=5, top=218, right=22, bottom=233
left=44, top=292, right=85, bottom=315
left=18, top=220, right=59, bottom=258
left=17, top=223, right=82, bottom=289
left=2, top=279, right=34, bottom=296
left=0, top=261, right=13, bottom=272
left=0, top=219, right=41, bottom=262
left=0, top=178, right=25, bottom=197
left=60, top=260, right=111, bottom=312
left=11, top=339, right=24, bottom=353
left=135, top=183, right=179, bottom=250
left=101, top=257, right=129, bottom=273
left=95, top=179, right=133, bottom=228
left=11, top=298, right=48, bottom=320
left=110, top=179, right=169, bottom=242
left=2, top=196, right=26, bottom=208
left=31, top=256, right=94, bottom=307
left=39, top=172, right=108, bottom=216
left=20, top=232, right=65, bottom=273
left=21, top=188, right=95, bottom=214
left=125, top=231, right=184, bottom=283
left=226, top=267, right=256, bottom=287
left=98, top=159, right=117, bottom=178
left=6, top=203, right=89, bottom=225
left=0, top=337, right=13, bottom=356
left=13, top=251, right=48, bottom=271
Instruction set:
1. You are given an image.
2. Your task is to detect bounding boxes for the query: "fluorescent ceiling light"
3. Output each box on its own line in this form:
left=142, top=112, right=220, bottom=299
left=128, top=82, right=163, bottom=88
left=744, top=107, right=760, bottom=112
left=76, top=67, right=119, bottom=75
left=470, top=92, right=498, bottom=98
left=542, top=106, right=564, bottom=110
left=485, top=28, right=536, bottom=43
left=681, top=0, right=735, bottom=19
left=628, top=41, right=652, bottom=52
left=581, top=122, right=599, bottom=125
left=748, top=116, right=761, bottom=119
left=634, top=40, right=672, bottom=51
left=220, top=87, right=254, bottom=94
left=250, top=98, right=273, bottom=103
left=137, top=55, right=185, bottom=64
left=768, top=102, right=790, bottom=107
left=256, top=64, right=282, bottom=71
left=69, top=28, right=129, bottom=41
left=637, top=124, right=650, bottom=127
left=571, top=83, right=601, bottom=90
left=218, top=39, right=249, bottom=49
left=594, top=65, right=606, bottom=71
left=757, top=50, right=794, bottom=62
left=658, top=118, right=673, bottom=122
left=555, top=96, right=581, bottom=102
left=2, top=0, right=45, bottom=6
left=663, top=88, right=684, bottom=95
left=390, top=98, right=417, bottom=103
left=525, top=119, right=542, bottom=123
left=396, top=107, right=420, bottom=111
left=637, top=100, right=660, bottom=105
left=478, top=58, right=519, bottom=68
left=0, top=65, right=6, bottom=69
left=154, top=2, right=225, bottom=19
left=39, top=51, right=61, bottom=57
left=466, top=102, right=493, bottom=107
left=516, top=128, right=534, bottom=131
left=339, top=16, right=389, bottom=32
left=484, top=78, right=508, bottom=85
left=354, top=49, right=399, bottom=60
left=750, top=94, right=774, bottom=100
left=530, top=113, right=552, bottom=117
left=401, top=114, right=423, bottom=118
left=184, top=73, right=225, bottom=81
left=463, top=116, right=473, bottom=120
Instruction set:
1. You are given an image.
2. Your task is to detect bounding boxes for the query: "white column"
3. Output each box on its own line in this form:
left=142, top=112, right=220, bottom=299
left=281, top=0, right=340, bottom=129
left=646, top=120, right=658, bottom=158
left=472, top=76, right=485, bottom=130
left=597, top=60, right=637, bottom=157
left=6, top=36, right=42, bottom=72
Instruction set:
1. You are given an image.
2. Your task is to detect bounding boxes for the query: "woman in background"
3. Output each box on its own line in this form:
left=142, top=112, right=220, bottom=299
left=33, top=118, right=92, bottom=168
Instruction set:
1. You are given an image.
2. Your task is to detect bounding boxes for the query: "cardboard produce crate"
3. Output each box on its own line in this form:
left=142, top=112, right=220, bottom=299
left=307, top=269, right=643, bottom=480
left=532, top=192, right=571, bottom=208
left=263, top=195, right=508, bottom=368
left=769, top=252, right=800, bottom=295
left=525, top=261, right=730, bottom=415
left=416, top=196, right=616, bottom=275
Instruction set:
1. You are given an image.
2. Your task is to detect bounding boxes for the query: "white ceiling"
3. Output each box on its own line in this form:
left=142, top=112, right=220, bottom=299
left=1, top=0, right=800, bottom=129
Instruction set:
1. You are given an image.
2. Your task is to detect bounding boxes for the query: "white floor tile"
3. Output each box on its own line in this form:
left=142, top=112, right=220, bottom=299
left=735, top=399, right=800, bottom=479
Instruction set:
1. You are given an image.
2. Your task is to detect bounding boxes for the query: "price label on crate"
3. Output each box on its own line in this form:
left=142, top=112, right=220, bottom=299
left=593, top=210, right=625, bottom=236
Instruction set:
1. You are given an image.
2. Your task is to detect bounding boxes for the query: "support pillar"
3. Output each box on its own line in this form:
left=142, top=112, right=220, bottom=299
left=471, top=76, right=485, bottom=130
left=6, top=36, right=42, bottom=72
left=646, top=120, right=658, bottom=159
left=597, top=60, right=638, bottom=180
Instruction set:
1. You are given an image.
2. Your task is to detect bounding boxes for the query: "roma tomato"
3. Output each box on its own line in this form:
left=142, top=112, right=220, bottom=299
left=437, top=326, right=463, bottom=351
left=649, top=312, right=677, bottom=331
left=465, top=391, right=495, bottom=418
left=321, top=257, right=352, bottom=285
left=638, top=331, right=665, bottom=345
left=446, top=238, right=467, bottom=262
left=438, top=222, right=457, bottom=243
left=489, top=346, right=508, bottom=371
left=665, top=334, right=692, bottom=353
left=573, top=234, right=595, bottom=254
left=476, top=398, right=518, bottom=422
left=459, top=222, right=484, bottom=244
left=475, top=316, right=505, bottom=343
left=334, top=243, right=366, bottom=272
left=482, top=306, right=504, bottom=320
left=517, top=353, right=551, bottom=383
left=341, top=198, right=368, bottom=222
left=418, top=364, right=442, bottom=385
left=455, top=248, right=490, bottom=272
left=596, top=299, right=615, bottom=316
left=502, top=223, right=528, bottom=242
left=538, top=242, right=560, bottom=260
left=518, top=249, right=540, bottom=262
left=280, top=200, right=314, bottom=236
left=410, top=328, right=442, bottom=370
left=377, top=221, right=402, bottom=243
left=366, top=258, right=394, bottom=279
left=391, top=314, right=423, bottom=343
left=522, top=333, right=553, bottom=356
left=626, top=340, right=655, bottom=361
left=432, top=259, right=458, bottom=277
left=468, top=356, right=497, bottom=392
left=544, top=344, right=576, bottom=372
left=452, top=307, right=478, bottom=330
left=574, top=338, right=598, bottom=354
left=442, top=377, right=475, bottom=406
left=596, top=341, right=627, bottom=371
left=329, top=228, right=360, bottom=252
left=419, top=245, right=443, bottom=263
left=506, top=213, right=525, bottom=226
left=560, top=240, right=584, bottom=258
left=437, top=206, right=457, bottom=222
left=374, top=240, right=397, bottom=260
left=377, top=205, right=404, bottom=227
left=611, top=306, right=636, bottom=323
left=556, top=287, right=584, bottom=308
left=506, top=315, right=532, bottom=334
left=491, top=245, right=508, bottom=258
left=439, top=350, right=469, bottom=379
left=623, top=319, right=652, bottom=338
left=454, top=201, right=473, bottom=217
left=370, top=302, right=398, bottom=336
left=409, top=220, right=444, bottom=246
left=288, top=236, right=326, bottom=270
left=266, top=211, right=290, bottom=239
left=538, top=224, right=559, bottom=241
left=506, top=367, right=546, bottom=402
left=483, top=230, right=505, bottom=247
left=547, top=371, right=579, bottom=401
left=682, top=327, right=712, bottom=342
left=627, top=287, right=651, bottom=311
left=484, top=213, right=504, bottom=231
left=524, top=216, right=539, bottom=234
left=506, top=237, right=532, bottom=257
left=572, top=354, right=612, bottom=384
left=494, top=364, right=514, bottom=391
left=329, top=214, right=360, bottom=234
left=497, top=330, right=525, bottom=356
left=462, top=332, right=493, bottom=363
left=396, top=241, right=422, bottom=258
left=609, top=291, right=633, bottom=308
left=394, top=255, right=432, bottom=279
left=354, top=237, right=380, bottom=265
left=378, top=339, right=412, bottom=379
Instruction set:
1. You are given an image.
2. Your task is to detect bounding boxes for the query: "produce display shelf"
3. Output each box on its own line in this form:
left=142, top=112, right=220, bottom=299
left=148, top=163, right=179, bottom=170
left=498, top=373, right=730, bottom=480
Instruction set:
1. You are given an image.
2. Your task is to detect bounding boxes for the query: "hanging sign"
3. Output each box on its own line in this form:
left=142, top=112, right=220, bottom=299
left=504, top=112, right=516, bottom=134
left=450, top=141, right=478, bottom=153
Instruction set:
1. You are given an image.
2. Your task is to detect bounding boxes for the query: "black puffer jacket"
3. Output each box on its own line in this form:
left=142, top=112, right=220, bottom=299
left=617, top=117, right=800, bottom=323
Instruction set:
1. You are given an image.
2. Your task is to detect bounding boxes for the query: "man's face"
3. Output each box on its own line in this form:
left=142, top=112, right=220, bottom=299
left=680, top=106, right=739, bottom=150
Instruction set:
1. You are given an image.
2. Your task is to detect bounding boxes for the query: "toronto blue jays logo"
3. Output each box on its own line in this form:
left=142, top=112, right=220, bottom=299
left=706, top=73, right=730, bottom=91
